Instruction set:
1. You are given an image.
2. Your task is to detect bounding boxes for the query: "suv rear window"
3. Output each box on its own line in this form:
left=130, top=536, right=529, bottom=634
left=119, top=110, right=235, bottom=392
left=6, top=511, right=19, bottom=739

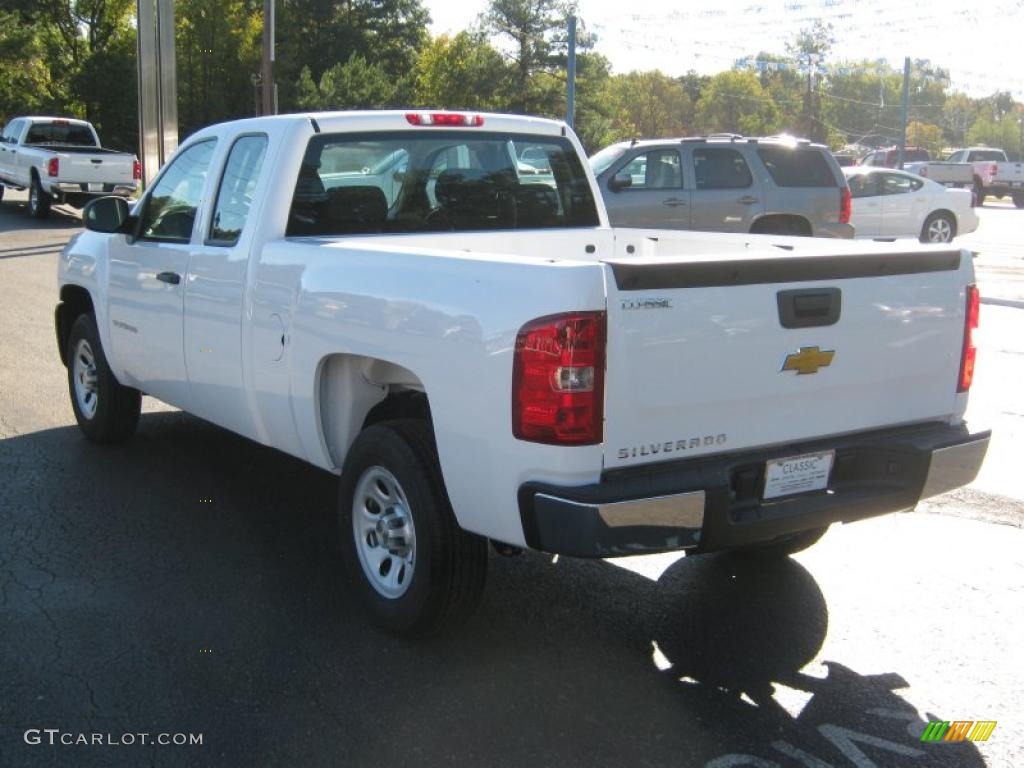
left=287, top=131, right=599, bottom=236
left=757, top=147, right=837, bottom=187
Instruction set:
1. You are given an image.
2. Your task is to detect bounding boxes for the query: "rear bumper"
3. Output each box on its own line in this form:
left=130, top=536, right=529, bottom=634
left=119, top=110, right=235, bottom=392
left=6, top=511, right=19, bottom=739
left=518, top=422, right=989, bottom=558
left=49, top=182, right=137, bottom=198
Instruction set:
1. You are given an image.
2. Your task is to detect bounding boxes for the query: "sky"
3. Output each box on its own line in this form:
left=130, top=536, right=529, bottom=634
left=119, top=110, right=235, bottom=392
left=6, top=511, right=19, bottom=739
left=424, top=0, right=1024, bottom=99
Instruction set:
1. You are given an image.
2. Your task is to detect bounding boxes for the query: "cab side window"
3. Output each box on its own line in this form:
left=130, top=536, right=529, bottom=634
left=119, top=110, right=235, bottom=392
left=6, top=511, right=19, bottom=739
left=620, top=150, right=683, bottom=189
left=209, top=135, right=268, bottom=246
left=693, top=148, right=752, bottom=189
left=140, top=139, right=217, bottom=242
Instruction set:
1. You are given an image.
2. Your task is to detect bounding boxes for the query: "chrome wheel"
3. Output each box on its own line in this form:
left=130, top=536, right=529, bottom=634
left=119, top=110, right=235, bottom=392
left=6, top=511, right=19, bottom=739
left=72, top=338, right=99, bottom=419
left=926, top=216, right=953, bottom=243
left=29, top=183, right=38, bottom=214
left=352, top=466, right=416, bottom=599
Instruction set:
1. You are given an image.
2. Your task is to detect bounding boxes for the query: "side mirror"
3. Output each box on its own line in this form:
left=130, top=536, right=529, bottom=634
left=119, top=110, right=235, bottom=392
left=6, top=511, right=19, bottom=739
left=608, top=172, right=632, bottom=192
left=83, top=196, right=131, bottom=234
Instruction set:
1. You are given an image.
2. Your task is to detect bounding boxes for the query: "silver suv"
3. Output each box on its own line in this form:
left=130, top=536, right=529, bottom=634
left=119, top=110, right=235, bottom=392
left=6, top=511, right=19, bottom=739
left=590, top=135, right=854, bottom=238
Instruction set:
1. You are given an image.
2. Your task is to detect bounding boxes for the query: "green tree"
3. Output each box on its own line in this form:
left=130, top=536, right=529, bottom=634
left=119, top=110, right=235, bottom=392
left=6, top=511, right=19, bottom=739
left=967, top=114, right=1022, bottom=160
left=413, top=31, right=511, bottom=110
left=484, top=0, right=565, bottom=114
left=905, top=120, right=944, bottom=157
left=0, top=13, right=59, bottom=122
left=607, top=70, right=691, bottom=139
left=296, top=54, right=397, bottom=110
left=277, top=0, right=430, bottom=110
left=695, top=70, right=780, bottom=136
left=176, top=0, right=262, bottom=136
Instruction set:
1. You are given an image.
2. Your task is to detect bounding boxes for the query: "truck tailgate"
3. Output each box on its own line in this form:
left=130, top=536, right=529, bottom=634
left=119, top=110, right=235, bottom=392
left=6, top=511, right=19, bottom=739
left=601, top=235, right=971, bottom=471
left=59, top=152, right=134, bottom=185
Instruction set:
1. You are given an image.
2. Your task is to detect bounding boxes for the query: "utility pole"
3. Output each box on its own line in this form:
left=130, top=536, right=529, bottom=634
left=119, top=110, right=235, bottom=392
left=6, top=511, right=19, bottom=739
left=262, top=0, right=276, bottom=115
left=566, top=15, right=577, bottom=128
left=897, top=57, right=911, bottom=168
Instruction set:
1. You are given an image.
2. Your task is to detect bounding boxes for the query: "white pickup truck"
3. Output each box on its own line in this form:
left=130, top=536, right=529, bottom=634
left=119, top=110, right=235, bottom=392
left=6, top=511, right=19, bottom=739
left=56, top=110, right=990, bottom=635
left=944, top=147, right=1024, bottom=207
left=0, top=116, right=139, bottom=218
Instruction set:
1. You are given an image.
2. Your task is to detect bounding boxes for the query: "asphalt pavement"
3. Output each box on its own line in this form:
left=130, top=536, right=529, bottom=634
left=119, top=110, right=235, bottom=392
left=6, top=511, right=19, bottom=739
left=1, top=191, right=1021, bottom=767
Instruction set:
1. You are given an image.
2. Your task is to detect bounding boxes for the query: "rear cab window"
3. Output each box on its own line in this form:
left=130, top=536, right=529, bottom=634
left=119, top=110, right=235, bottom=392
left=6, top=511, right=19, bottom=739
left=757, top=146, right=838, bottom=187
left=286, top=131, right=599, bottom=236
left=23, top=121, right=97, bottom=147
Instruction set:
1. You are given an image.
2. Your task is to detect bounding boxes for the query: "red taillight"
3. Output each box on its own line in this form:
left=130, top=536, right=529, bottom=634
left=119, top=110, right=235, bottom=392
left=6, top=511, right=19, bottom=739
left=839, top=186, right=852, bottom=224
left=133, top=159, right=141, bottom=180
left=988, top=163, right=997, bottom=180
left=512, top=311, right=606, bottom=445
left=47, top=157, right=59, bottom=177
left=958, top=284, right=980, bottom=393
left=405, top=112, right=484, bottom=127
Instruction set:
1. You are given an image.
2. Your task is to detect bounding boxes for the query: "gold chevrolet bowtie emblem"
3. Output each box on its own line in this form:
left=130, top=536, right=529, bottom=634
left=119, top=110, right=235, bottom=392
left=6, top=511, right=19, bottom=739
left=781, top=346, right=835, bottom=375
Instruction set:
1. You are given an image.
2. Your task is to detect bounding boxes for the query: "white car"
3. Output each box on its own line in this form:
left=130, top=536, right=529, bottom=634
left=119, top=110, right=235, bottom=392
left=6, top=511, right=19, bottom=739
left=843, top=166, right=978, bottom=243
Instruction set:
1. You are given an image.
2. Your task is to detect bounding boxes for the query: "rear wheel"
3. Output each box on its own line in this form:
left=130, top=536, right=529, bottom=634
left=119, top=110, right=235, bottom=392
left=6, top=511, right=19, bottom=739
left=66, top=314, right=141, bottom=443
left=338, top=419, right=488, bottom=636
left=0, top=184, right=5, bottom=202
left=731, top=526, right=829, bottom=559
left=1013, top=192, right=1024, bottom=209
left=28, top=175, right=52, bottom=219
left=920, top=211, right=956, bottom=243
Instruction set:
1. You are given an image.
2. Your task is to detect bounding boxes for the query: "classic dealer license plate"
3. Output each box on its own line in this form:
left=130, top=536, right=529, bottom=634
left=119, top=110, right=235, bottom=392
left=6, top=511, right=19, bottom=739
left=763, top=450, right=834, bottom=500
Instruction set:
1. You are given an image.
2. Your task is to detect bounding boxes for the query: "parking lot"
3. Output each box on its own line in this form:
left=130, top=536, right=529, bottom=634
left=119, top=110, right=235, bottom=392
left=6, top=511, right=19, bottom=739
left=1, top=191, right=1022, bottom=767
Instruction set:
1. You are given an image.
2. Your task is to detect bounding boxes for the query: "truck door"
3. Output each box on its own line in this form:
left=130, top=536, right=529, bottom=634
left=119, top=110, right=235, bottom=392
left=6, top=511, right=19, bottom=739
left=601, top=148, right=690, bottom=228
left=106, top=139, right=217, bottom=409
left=183, top=134, right=269, bottom=440
left=0, top=119, right=22, bottom=183
left=686, top=146, right=762, bottom=233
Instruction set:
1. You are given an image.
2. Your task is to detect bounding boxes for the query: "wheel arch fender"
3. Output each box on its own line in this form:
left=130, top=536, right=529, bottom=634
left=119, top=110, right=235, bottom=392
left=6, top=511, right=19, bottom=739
left=314, top=353, right=430, bottom=472
left=56, top=284, right=96, bottom=366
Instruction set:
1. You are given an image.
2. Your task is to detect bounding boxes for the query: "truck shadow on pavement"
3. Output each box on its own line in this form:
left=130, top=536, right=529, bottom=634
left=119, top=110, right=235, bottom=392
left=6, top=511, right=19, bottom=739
left=0, top=411, right=987, bottom=768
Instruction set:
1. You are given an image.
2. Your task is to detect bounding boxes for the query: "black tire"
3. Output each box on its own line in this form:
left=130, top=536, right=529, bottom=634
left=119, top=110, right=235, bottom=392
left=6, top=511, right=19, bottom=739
left=28, top=174, right=52, bottom=219
left=0, top=184, right=5, bottom=202
left=750, top=217, right=811, bottom=237
left=920, top=211, right=957, bottom=244
left=66, top=314, right=141, bottom=443
left=1013, top=192, right=1024, bottom=209
left=730, top=526, right=829, bottom=559
left=338, top=419, right=488, bottom=636
left=972, top=180, right=984, bottom=207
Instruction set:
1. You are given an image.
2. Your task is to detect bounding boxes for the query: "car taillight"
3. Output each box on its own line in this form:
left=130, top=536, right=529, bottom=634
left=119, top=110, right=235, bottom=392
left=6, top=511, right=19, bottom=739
left=47, top=157, right=59, bottom=177
left=512, top=311, right=606, bottom=445
left=133, top=159, right=141, bottom=180
left=405, top=112, right=484, bottom=127
left=958, top=284, right=980, bottom=393
left=839, top=186, right=852, bottom=224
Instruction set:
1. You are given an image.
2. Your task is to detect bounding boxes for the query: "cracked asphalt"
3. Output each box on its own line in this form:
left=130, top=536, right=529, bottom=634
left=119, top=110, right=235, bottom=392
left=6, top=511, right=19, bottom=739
left=1, top=191, right=1022, bottom=767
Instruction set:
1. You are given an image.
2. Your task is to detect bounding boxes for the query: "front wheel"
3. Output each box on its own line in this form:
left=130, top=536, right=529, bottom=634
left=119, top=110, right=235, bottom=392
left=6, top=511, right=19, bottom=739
left=66, top=314, right=141, bottom=443
left=920, top=212, right=956, bottom=243
left=338, top=419, right=488, bottom=636
left=28, top=175, right=52, bottom=219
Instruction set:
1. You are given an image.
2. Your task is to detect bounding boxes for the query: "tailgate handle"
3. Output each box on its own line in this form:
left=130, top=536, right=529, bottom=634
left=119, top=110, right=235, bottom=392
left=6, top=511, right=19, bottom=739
left=777, top=288, right=841, bottom=328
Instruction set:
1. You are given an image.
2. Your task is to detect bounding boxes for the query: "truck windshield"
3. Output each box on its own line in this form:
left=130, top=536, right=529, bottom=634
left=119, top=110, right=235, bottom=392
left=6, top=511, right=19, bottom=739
left=286, top=131, right=600, bottom=236
left=24, top=122, right=97, bottom=146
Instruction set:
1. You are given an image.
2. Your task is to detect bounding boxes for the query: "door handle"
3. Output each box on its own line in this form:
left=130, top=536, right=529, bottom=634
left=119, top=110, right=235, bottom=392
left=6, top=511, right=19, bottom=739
left=156, top=271, right=181, bottom=285
left=663, top=197, right=687, bottom=207
left=736, top=195, right=759, bottom=205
